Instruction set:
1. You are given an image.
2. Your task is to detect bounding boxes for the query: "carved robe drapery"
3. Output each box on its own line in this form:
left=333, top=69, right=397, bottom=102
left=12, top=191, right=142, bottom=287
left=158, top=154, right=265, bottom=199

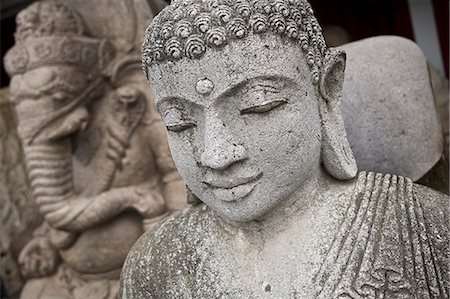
left=315, top=172, right=448, bottom=298
left=121, top=172, right=448, bottom=299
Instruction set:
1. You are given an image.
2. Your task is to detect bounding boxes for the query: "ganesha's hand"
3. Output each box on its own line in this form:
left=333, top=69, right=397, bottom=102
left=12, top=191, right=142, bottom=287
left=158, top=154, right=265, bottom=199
left=131, top=189, right=166, bottom=219
left=18, top=237, right=60, bottom=278
left=39, top=186, right=168, bottom=233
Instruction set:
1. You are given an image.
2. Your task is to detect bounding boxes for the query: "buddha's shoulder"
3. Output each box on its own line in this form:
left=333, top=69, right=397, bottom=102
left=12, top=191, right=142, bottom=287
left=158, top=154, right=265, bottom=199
left=412, top=181, right=448, bottom=214
left=120, top=204, right=221, bottom=298
left=354, top=172, right=448, bottom=264
left=411, top=181, right=448, bottom=241
left=123, top=203, right=219, bottom=262
left=317, top=172, right=449, bottom=298
left=355, top=171, right=448, bottom=223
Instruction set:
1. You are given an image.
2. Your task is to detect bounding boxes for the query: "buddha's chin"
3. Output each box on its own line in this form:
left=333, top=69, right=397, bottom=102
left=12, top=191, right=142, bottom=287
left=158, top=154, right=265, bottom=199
left=210, top=196, right=273, bottom=224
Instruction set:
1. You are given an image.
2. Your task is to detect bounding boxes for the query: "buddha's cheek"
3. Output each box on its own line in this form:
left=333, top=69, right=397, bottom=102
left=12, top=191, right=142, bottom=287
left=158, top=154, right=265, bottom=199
left=165, top=131, right=202, bottom=191
left=245, top=105, right=321, bottom=207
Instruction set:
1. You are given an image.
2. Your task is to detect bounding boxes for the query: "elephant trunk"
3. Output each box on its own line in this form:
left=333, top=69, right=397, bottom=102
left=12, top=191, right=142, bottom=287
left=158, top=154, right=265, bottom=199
left=21, top=136, right=164, bottom=233
left=23, top=139, right=75, bottom=216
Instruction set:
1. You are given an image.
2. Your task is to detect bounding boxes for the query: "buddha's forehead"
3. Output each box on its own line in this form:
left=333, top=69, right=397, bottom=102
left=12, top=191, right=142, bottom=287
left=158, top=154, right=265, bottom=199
left=149, top=34, right=311, bottom=105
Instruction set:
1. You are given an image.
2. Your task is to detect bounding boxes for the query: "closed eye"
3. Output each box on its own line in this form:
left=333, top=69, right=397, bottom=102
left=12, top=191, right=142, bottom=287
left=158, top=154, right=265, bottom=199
left=166, top=122, right=196, bottom=132
left=240, top=99, right=287, bottom=114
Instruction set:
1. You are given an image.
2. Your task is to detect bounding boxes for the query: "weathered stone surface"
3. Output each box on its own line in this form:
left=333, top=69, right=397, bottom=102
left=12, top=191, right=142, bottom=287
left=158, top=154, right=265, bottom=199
left=123, top=173, right=448, bottom=298
left=341, top=36, right=443, bottom=182
left=121, top=0, right=449, bottom=298
left=3, top=0, right=186, bottom=298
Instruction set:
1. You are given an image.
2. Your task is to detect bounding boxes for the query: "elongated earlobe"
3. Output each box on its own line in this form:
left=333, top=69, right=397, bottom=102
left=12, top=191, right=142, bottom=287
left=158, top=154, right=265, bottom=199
left=319, top=49, right=357, bottom=180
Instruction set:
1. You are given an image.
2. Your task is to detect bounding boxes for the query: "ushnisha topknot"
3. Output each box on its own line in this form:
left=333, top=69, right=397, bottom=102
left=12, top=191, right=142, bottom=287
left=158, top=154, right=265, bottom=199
left=142, top=0, right=329, bottom=84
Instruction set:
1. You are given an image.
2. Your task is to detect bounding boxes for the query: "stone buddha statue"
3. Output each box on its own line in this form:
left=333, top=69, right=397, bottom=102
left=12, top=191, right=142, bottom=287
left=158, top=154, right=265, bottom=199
left=121, top=0, right=448, bottom=298
left=4, top=1, right=186, bottom=298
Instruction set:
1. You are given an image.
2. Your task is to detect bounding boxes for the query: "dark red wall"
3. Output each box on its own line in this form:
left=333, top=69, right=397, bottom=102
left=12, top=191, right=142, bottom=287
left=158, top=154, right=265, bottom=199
left=311, top=0, right=414, bottom=41
left=310, top=0, right=448, bottom=76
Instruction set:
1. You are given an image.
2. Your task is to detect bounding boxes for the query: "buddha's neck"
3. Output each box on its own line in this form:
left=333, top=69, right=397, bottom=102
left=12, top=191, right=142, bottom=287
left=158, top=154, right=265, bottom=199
left=223, top=167, right=330, bottom=236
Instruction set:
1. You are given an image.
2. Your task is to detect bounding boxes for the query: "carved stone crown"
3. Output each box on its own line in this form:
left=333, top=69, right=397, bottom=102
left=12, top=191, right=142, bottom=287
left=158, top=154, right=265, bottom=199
left=142, top=0, right=329, bottom=84
left=4, top=0, right=115, bottom=76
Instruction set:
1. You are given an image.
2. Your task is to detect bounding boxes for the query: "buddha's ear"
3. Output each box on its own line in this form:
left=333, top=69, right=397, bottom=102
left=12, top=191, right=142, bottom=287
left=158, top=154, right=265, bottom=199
left=319, top=49, right=346, bottom=107
left=318, top=49, right=358, bottom=180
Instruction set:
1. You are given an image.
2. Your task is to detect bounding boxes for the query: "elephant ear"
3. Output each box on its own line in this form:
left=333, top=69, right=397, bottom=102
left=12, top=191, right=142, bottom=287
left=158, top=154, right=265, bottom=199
left=319, top=48, right=358, bottom=180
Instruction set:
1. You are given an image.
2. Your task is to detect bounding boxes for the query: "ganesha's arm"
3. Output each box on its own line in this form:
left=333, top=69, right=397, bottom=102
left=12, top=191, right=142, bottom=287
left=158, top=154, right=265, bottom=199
left=148, top=120, right=187, bottom=212
left=41, top=182, right=165, bottom=233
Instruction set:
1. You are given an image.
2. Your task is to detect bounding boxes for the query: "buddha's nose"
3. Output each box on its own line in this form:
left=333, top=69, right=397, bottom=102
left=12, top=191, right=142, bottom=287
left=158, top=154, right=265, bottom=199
left=200, top=112, right=247, bottom=171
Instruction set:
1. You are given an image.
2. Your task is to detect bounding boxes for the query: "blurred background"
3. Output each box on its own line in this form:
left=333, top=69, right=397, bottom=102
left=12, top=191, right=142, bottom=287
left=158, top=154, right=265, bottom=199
left=1, top=0, right=449, bottom=88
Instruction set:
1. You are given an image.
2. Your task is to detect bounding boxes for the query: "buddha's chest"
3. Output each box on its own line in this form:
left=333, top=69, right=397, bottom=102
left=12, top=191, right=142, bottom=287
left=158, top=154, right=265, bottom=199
left=203, top=251, right=322, bottom=298
left=171, top=228, right=334, bottom=298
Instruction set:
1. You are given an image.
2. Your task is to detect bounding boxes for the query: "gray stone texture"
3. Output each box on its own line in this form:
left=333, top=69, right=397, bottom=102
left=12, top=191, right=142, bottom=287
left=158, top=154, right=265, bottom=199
left=341, top=36, right=444, bottom=182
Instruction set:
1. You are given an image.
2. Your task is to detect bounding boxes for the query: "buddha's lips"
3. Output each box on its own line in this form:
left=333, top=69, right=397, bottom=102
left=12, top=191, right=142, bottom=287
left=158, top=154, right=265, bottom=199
left=203, top=172, right=262, bottom=189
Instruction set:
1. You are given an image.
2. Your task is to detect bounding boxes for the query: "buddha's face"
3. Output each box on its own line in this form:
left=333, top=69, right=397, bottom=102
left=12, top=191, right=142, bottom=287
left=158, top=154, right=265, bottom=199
left=149, top=34, right=322, bottom=222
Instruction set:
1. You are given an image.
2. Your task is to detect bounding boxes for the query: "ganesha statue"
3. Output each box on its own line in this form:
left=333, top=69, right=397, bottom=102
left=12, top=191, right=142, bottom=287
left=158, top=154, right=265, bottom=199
left=4, top=0, right=186, bottom=298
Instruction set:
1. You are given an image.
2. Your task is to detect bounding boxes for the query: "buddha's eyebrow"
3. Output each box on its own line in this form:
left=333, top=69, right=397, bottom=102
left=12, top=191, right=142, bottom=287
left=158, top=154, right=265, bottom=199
left=215, top=75, right=290, bottom=101
left=157, top=75, right=292, bottom=108
left=155, top=82, right=249, bottom=108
